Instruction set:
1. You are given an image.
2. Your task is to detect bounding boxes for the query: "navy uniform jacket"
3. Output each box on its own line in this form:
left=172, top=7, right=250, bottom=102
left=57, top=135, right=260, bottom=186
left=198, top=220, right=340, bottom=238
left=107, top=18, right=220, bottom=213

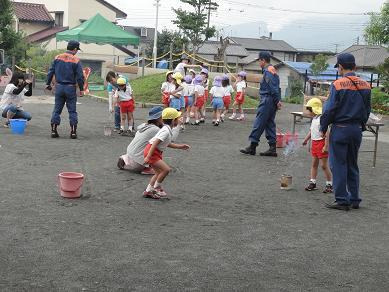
left=47, top=51, right=84, bottom=91
left=320, top=72, right=371, bottom=132
left=259, top=64, right=281, bottom=104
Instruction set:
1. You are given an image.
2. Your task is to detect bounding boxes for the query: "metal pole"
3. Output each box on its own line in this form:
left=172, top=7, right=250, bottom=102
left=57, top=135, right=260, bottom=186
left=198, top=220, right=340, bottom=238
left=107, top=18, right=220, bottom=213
left=206, top=0, right=211, bottom=37
left=142, top=48, right=145, bottom=77
left=152, top=0, right=160, bottom=69
left=169, top=43, right=173, bottom=70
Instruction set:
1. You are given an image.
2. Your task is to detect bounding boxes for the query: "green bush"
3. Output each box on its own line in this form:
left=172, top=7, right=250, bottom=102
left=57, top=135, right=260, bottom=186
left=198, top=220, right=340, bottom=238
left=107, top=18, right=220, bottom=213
left=371, top=87, right=389, bottom=114
left=26, top=46, right=64, bottom=80
left=88, top=72, right=104, bottom=84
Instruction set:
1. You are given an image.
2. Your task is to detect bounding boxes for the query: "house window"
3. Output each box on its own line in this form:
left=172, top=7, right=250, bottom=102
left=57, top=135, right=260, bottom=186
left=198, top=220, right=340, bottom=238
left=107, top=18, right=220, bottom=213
left=55, top=12, right=64, bottom=26
left=141, top=27, right=147, bottom=37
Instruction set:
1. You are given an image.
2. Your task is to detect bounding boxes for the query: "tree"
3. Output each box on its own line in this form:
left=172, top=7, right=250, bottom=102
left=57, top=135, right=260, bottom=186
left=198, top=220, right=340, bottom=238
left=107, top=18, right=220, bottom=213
left=26, top=45, right=64, bottom=79
left=310, top=54, right=329, bottom=76
left=146, top=29, right=188, bottom=57
left=377, top=57, right=389, bottom=92
left=172, top=0, right=218, bottom=54
left=364, top=3, right=389, bottom=46
left=0, top=0, right=29, bottom=64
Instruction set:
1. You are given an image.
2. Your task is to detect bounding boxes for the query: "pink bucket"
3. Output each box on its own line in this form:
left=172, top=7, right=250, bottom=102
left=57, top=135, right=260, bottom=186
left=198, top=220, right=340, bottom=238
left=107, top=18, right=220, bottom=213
left=58, top=172, right=84, bottom=198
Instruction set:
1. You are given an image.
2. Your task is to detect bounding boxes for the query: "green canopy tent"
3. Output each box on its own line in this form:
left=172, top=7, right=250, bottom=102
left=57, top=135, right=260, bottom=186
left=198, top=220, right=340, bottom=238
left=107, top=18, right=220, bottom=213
left=56, top=13, right=139, bottom=46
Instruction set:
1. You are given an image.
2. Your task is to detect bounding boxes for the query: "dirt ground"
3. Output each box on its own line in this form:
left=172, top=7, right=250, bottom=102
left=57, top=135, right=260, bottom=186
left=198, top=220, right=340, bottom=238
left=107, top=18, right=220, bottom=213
left=1, top=90, right=388, bottom=291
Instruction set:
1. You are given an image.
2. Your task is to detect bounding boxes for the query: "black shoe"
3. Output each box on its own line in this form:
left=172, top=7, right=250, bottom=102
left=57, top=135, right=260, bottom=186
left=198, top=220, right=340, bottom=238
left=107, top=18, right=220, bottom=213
left=351, top=203, right=360, bottom=209
left=70, top=125, right=77, bottom=139
left=240, top=143, right=257, bottom=155
left=325, top=202, right=350, bottom=211
left=200, top=119, right=205, bottom=123
left=117, top=157, right=125, bottom=170
left=51, top=124, right=59, bottom=138
left=214, top=121, right=219, bottom=126
left=259, top=143, right=277, bottom=157
left=305, top=182, right=317, bottom=191
left=191, top=122, right=200, bottom=126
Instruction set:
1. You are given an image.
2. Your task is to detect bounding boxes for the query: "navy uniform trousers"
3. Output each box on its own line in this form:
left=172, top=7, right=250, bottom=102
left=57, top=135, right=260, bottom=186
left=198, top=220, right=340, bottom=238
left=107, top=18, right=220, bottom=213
left=51, top=84, right=78, bottom=126
left=249, top=95, right=277, bottom=145
left=330, top=123, right=362, bottom=205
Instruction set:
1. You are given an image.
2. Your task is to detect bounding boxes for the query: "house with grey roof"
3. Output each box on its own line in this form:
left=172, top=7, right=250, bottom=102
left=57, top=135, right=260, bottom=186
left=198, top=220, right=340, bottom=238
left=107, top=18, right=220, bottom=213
left=195, top=40, right=249, bottom=68
left=327, top=45, right=389, bottom=71
left=228, top=36, right=298, bottom=62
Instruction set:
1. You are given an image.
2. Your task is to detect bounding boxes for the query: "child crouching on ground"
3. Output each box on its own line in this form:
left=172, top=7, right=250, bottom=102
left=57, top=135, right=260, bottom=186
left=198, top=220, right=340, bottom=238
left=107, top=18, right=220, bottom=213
left=209, top=75, right=225, bottom=126
left=114, top=77, right=135, bottom=136
left=143, top=108, right=190, bottom=199
left=302, top=98, right=333, bottom=193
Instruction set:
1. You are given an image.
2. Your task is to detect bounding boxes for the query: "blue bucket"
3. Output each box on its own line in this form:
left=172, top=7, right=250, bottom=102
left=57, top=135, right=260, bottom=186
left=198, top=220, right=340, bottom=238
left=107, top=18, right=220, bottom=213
left=9, top=119, right=27, bottom=135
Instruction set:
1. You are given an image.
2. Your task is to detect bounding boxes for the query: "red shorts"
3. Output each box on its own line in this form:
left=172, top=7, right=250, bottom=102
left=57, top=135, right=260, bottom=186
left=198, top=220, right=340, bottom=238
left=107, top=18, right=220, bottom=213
left=223, top=96, right=231, bottom=108
left=162, top=92, right=170, bottom=106
left=119, top=99, right=135, bottom=113
left=311, top=139, right=328, bottom=159
left=235, top=92, right=245, bottom=105
left=194, top=96, right=205, bottom=108
left=144, top=144, right=163, bottom=165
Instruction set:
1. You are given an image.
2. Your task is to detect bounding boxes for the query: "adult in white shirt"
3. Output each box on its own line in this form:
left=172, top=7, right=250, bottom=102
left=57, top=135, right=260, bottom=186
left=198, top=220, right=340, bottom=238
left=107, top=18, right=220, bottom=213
left=0, top=72, right=32, bottom=127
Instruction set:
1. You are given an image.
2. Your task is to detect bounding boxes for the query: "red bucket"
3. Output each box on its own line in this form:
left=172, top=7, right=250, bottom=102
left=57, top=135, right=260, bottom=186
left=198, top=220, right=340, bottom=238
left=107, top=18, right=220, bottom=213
left=276, top=132, right=285, bottom=148
left=58, top=172, right=84, bottom=198
left=284, top=132, right=299, bottom=145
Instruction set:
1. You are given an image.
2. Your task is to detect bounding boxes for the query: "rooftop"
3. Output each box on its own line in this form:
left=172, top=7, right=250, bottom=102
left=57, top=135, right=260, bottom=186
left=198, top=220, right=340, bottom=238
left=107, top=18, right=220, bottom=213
left=26, top=26, right=68, bottom=43
left=229, top=37, right=297, bottom=53
left=197, top=41, right=248, bottom=57
left=327, top=45, right=389, bottom=68
left=12, top=2, right=54, bottom=23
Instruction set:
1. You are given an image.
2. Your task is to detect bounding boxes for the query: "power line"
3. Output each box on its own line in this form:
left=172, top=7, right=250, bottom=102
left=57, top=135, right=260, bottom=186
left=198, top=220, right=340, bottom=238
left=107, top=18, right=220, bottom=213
left=223, top=0, right=373, bottom=15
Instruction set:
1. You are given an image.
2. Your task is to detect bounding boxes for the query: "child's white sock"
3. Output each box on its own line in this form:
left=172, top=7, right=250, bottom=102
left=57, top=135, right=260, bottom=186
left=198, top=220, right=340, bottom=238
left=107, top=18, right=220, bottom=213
left=146, top=184, right=154, bottom=192
left=120, top=126, right=124, bottom=130
left=129, top=125, right=133, bottom=132
left=154, top=182, right=161, bottom=189
left=310, top=179, right=317, bottom=184
left=221, top=113, right=225, bottom=118
left=186, top=117, right=190, bottom=123
left=326, top=181, right=332, bottom=186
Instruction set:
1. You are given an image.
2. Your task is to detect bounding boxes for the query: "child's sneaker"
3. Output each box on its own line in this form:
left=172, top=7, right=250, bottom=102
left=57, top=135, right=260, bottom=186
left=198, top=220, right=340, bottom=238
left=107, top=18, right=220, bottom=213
left=237, top=115, right=245, bottom=121
left=214, top=121, right=219, bottom=126
left=191, top=121, right=200, bottom=126
left=323, top=184, right=333, bottom=193
left=154, top=187, right=168, bottom=199
left=200, top=118, right=205, bottom=123
left=119, top=129, right=124, bottom=135
left=229, top=114, right=236, bottom=120
left=143, top=190, right=160, bottom=199
left=305, top=182, right=317, bottom=191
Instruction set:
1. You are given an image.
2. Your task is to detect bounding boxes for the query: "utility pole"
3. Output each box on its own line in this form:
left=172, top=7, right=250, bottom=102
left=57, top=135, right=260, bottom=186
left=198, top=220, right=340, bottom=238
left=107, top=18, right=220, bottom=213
left=152, top=0, right=161, bottom=68
left=334, top=43, right=339, bottom=53
left=206, top=0, right=211, bottom=39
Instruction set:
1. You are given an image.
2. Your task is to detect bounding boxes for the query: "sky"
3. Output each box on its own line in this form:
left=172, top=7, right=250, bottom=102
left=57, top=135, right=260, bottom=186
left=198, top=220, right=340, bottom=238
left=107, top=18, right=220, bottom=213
left=109, top=0, right=386, bottom=51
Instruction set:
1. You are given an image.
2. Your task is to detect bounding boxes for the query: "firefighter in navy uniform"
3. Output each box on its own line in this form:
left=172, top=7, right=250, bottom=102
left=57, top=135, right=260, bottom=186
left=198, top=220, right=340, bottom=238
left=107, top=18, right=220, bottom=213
left=320, top=53, right=371, bottom=211
left=240, top=51, right=282, bottom=156
left=46, top=40, right=84, bottom=139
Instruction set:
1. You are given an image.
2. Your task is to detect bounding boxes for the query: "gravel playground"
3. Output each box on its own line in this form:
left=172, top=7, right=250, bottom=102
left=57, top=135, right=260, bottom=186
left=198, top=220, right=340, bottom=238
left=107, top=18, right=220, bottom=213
left=1, top=94, right=388, bottom=291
